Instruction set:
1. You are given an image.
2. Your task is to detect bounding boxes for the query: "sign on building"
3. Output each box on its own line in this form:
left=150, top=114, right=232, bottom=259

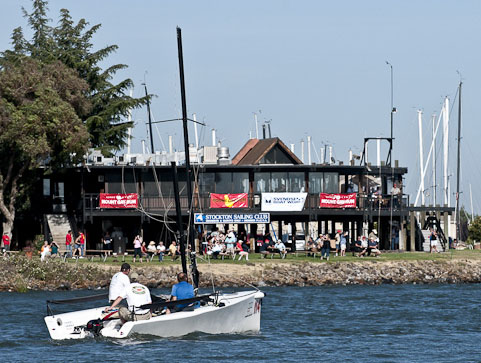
left=194, top=213, right=270, bottom=224
left=319, top=193, right=356, bottom=208
left=261, top=193, right=307, bottom=211
left=99, top=193, right=138, bottom=208
left=210, top=193, right=248, bottom=208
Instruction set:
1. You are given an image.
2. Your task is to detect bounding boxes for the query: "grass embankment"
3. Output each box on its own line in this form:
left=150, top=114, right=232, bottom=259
left=65, top=249, right=481, bottom=268
left=2, top=250, right=481, bottom=292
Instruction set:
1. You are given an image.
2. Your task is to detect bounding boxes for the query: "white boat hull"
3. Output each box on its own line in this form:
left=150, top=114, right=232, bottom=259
left=45, top=290, right=264, bottom=340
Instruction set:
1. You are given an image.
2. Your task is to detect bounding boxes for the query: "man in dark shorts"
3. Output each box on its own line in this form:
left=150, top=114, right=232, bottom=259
left=259, top=239, right=270, bottom=258
left=353, top=236, right=363, bottom=257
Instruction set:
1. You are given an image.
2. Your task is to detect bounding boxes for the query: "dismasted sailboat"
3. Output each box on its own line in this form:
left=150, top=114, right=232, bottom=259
left=44, top=27, right=264, bottom=340
left=44, top=290, right=264, bottom=340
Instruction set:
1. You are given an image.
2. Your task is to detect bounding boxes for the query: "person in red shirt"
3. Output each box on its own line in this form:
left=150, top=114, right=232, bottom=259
left=75, top=231, right=86, bottom=258
left=65, top=230, right=73, bottom=258
left=2, top=232, right=10, bottom=257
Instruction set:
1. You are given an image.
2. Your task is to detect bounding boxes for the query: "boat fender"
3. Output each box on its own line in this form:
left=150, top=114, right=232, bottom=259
left=85, top=319, right=104, bottom=336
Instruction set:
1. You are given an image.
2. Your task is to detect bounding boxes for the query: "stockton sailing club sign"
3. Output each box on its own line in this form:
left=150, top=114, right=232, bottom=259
left=194, top=213, right=270, bottom=224
left=99, top=193, right=138, bottom=208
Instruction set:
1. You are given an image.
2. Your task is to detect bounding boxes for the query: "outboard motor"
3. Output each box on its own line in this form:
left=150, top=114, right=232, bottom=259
left=85, top=319, right=104, bottom=336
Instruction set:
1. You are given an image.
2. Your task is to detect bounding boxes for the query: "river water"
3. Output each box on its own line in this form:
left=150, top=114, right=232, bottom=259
left=2, top=284, right=481, bottom=362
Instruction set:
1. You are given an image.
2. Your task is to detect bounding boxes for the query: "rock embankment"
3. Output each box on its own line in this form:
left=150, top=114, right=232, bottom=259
left=1, top=257, right=481, bottom=291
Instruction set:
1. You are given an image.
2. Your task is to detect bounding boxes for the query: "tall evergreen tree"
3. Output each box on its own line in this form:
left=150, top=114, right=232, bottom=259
left=4, top=0, right=149, bottom=156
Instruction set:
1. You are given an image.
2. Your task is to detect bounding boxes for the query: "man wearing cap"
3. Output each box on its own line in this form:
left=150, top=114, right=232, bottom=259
left=105, top=263, right=131, bottom=312
left=118, top=272, right=152, bottom=323
left=367, top=237, right=381, bottom=257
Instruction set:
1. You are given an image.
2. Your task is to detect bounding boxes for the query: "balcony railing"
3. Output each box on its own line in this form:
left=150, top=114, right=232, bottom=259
left=84, top=193, right=409, bottom=214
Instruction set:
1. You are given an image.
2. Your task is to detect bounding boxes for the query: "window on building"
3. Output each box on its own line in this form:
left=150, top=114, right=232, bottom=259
left=157, top=171, right=188, bottom=196
left=288, top=172, right=305, bottom=192
left=254, top=172, right=270, bottom=193
left=43, top=179, right=50, bottom=196
left=199, top=173, right=215, bottom=194
left=260, top=146, right=292, bottom=164
left=309, top=172, right=323, bottom=194
left=215, top=172, right=232, bottom=193
left=107, top=170, right=137, bottom=193
left=232, top=172, right=249, bottom=193
left=142, top=170, right=157, bottom=195
left=270, top=172, right=288, bottom=192
left=324, top=173, right=339, bottom=193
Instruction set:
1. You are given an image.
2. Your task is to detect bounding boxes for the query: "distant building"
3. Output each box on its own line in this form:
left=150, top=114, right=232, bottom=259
left=14, top=137, right=453, bottom=254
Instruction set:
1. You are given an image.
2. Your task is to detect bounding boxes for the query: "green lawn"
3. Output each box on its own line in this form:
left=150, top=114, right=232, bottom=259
left=60, top=249, right=481, bottom=267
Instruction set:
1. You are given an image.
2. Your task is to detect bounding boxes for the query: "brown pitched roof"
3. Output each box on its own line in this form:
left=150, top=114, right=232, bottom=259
left=232, top=137, right=303, bottom=165
left=231, top=138, right=259, bottom=165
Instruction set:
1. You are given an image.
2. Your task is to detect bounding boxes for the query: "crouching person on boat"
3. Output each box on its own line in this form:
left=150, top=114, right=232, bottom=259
left=167, top=272, right=198, bottom=314
left=117, top=273, right=152, bottom=322
left=107, top=263, right=131, bottom=304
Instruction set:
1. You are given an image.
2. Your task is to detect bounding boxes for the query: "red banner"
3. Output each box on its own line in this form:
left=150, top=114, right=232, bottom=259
left=210, top=193, right=248, bottom=208
left=100, top=193, right=138, bottom=208
left=320, top=193, right=357, bottom=208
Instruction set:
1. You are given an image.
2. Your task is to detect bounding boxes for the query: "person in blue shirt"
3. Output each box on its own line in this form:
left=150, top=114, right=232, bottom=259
left=167, top=272, right=197, bottom=313
left=367, top=238, right=381, bottom=257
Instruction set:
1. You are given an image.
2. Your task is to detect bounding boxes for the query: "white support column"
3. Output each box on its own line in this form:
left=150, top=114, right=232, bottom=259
left=307, top=136, right=312, bottom=165
left=418, top=110, right=425, bottom=206
left=376, top=139, right=381, bottom=166
left=301, top=139, right=305, bottom=163
left=168, top=135, right=173, bottom=154
left=432, top=114, right=436, bottom=205
left=443, top=97, right=450, bottom=207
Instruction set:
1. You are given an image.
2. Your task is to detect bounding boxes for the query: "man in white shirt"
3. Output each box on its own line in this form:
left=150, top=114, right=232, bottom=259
left=106, top=263, right=131, bottom=306
left=118, top=273, right=152, bottom=323
left=156, top=241, right=166, bottom=262
left=391, top=183, right=401, bottom=208
left=274, top=240, right=287, bottom=259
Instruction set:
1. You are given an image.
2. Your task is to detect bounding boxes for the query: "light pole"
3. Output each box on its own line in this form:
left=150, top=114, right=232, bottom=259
left=385, top=61, right=396, bottom=141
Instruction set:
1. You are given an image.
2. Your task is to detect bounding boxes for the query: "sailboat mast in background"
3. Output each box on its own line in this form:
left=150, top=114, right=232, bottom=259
left=455, top=81, right=462, bottom=241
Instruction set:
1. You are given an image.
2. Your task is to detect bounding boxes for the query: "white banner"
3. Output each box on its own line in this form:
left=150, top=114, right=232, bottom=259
left=261, top=193, right=307, bottom=211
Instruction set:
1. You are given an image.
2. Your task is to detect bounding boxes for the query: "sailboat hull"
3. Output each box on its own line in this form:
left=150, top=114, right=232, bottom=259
left=45, top=290, right=264, bottom=340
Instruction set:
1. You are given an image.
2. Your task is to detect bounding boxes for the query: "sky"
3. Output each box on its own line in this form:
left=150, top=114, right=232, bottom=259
left=1, top=0, right=481, bottom=214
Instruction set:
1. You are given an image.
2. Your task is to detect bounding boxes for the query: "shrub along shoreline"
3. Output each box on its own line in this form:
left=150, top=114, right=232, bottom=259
left=2, top=252, right=481, bottom=292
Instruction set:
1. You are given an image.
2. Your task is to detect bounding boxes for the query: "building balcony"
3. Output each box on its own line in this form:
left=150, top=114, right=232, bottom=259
left=83, top=193, right=409, bottom=218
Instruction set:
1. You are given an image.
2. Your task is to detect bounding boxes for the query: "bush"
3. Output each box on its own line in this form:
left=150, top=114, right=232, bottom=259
left=468, top=217, right=481, bottom=243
